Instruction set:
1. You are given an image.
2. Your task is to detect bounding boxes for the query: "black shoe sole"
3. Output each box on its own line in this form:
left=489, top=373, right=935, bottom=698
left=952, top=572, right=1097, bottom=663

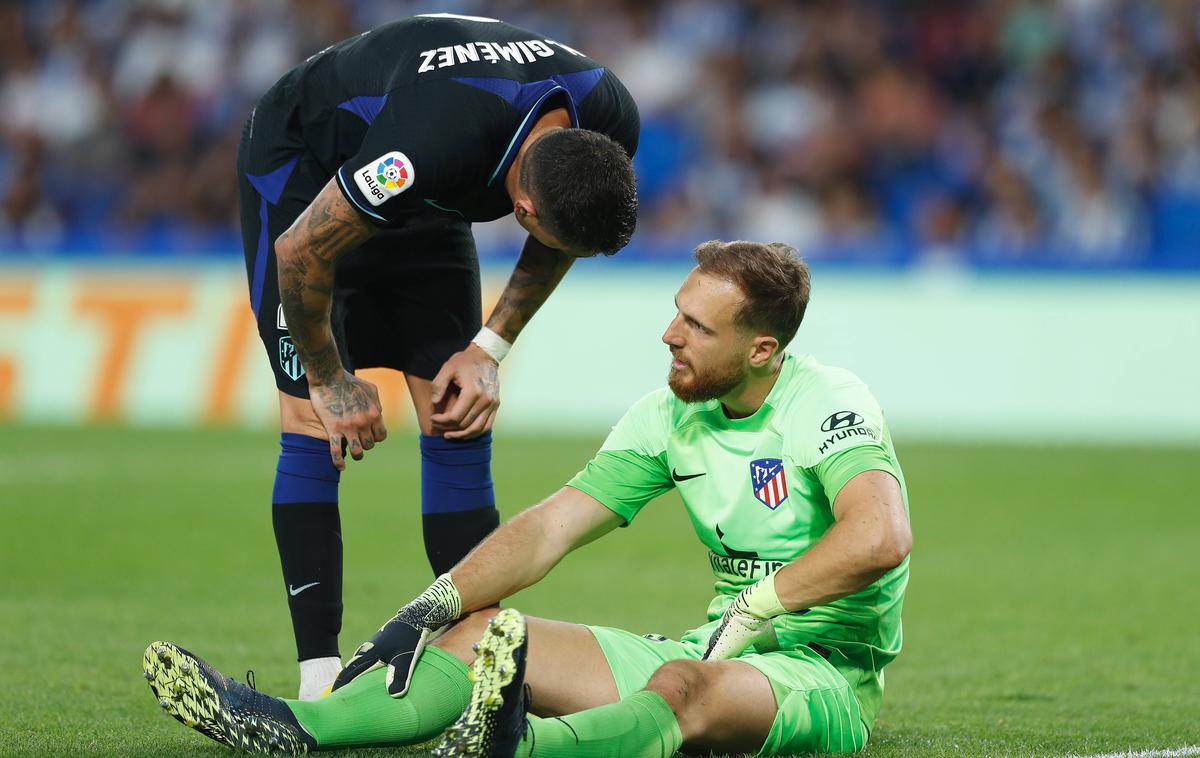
left=432, top=609, right=527, bottom=758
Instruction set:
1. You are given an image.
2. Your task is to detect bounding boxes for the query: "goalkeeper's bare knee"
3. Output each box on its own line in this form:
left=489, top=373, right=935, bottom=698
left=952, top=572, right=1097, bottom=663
left=644, top=659, right=775, bottom=754
left=644, top=660, right=708, bottom=736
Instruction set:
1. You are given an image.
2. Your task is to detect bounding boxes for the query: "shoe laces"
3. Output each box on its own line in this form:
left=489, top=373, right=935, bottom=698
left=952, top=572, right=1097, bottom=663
left=222, top=669, right=278, bottom=716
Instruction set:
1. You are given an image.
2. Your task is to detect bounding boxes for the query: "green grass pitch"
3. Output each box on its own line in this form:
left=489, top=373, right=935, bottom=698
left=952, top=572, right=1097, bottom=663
left=1, top=425, right=1197, bottom=757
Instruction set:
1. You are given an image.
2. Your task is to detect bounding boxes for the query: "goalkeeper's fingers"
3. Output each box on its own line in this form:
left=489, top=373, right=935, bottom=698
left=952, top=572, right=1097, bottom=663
left=702, top=610, right=770, bottom=661
left=331, top=641, right=384, bottom=692
left=385, top=626, right=440, bottom=698
left=332, top=613, right=427, bottom=694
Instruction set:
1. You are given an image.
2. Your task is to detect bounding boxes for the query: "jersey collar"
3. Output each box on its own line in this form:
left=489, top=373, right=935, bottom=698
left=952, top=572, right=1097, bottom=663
left=486, top=81, right=580, bottom=187
left=726, top=353, right=796, bottom=428
left=451, top=68, right=606, bottom=188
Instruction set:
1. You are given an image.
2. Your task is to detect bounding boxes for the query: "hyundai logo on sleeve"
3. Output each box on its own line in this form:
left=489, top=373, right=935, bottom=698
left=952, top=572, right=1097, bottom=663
left=821, top=411, right=864, bottom=432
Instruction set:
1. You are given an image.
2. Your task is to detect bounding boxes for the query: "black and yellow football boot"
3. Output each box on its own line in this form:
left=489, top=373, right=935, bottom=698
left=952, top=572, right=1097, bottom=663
left=143, top=641, right=316, bottom=755
left=432, top=608, right=530, bottom=758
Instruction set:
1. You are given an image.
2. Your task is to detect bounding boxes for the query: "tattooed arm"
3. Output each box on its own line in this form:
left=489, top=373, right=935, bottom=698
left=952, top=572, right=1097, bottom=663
left=275, top=177, right=387, bottom=470
left=484, top=234, right=575, bottom=343
left=429, top=234, right=573, bottom=439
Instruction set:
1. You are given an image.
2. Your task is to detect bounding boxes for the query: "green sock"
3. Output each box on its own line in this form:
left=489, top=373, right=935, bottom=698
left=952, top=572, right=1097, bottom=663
left=285, top=646, right=471, bottom=749
left=519, top=690, right=684, bottom=758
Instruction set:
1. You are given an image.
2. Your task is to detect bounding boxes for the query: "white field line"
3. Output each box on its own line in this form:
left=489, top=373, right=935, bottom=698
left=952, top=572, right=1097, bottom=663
left=1051, top=747, right=1200, bottom=758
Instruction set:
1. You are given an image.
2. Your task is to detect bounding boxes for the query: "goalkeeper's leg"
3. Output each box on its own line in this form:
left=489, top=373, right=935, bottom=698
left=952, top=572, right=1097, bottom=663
left=285, top=611, right=622, bottom=749
left=290, top=618, right=861, bottom=756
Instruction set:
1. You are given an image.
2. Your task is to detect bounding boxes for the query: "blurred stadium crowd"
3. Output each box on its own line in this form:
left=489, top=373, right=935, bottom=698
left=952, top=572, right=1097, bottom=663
left=0, top=0, right=1197, bottom=268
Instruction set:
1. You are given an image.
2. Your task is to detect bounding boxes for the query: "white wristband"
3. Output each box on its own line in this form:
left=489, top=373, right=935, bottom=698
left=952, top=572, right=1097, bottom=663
left=735, top=572, right=788, bottom=619
left=471, top=327, right=512, bottom=364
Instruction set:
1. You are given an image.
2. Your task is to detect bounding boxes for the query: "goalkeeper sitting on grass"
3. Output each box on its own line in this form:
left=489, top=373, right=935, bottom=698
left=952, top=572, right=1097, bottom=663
left=144, top=239, right=912, bottom=757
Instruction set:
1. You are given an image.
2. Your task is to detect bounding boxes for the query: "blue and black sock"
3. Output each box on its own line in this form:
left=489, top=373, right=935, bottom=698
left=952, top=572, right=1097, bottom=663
left=272, top=433, right=343, bottom=660
left=420, top=432, right=500, bottom=576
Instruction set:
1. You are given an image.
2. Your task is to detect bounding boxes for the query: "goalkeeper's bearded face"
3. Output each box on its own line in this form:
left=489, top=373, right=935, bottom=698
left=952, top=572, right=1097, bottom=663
left=662, top=270, right=756, bottom=404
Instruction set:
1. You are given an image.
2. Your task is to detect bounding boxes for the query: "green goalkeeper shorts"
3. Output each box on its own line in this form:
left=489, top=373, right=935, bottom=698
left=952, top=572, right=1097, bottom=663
left=586, top=620, right=869, bottom=755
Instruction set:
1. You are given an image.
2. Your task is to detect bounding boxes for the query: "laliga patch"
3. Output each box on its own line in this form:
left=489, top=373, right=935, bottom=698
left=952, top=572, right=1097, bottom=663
left=354, top=151, right=414, bottom=206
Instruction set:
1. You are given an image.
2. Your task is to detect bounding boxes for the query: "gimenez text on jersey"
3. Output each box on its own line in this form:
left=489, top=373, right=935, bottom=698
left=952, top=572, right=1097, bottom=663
left=417, top=39, right=586, bottom=73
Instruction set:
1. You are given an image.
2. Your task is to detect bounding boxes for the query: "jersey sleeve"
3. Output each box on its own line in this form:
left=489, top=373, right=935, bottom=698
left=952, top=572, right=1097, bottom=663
left=786, top=365, right=902, bottom=504
left=334, top=86, right=498, bottom=225
left=811, top=445, right=900, bottom=506
left=787, top=367, right=891, bottom=470
left=566, top=389, right=674, bottom=525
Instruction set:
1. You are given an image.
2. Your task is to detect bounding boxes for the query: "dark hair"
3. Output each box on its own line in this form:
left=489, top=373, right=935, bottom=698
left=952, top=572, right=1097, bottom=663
left=693, top=240, right=811, bottom=349
left=519, top=129, right=638, bottom=255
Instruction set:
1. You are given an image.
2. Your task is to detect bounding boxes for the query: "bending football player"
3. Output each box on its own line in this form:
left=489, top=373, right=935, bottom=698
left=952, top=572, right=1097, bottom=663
left=237, top=12, right=638, bottom=700
left=145, top=240, right=912, bottom=757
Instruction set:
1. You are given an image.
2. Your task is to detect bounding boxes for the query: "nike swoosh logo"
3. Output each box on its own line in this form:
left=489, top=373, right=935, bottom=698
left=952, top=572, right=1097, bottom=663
left=672, top=469, right=706, bottom=482
left=288, top=582, right=321, bottom=596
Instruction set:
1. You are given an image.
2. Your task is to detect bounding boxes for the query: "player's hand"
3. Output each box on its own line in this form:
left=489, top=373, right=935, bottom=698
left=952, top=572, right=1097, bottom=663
left=702, top=574, right=788, bottom=661
left=309, top=370, right=387, bottom=471
left=332, top=574, right=462, bottom=698
left=702, top=605, right=778, bottom=660
left=430, top=343, right=500, bottom=440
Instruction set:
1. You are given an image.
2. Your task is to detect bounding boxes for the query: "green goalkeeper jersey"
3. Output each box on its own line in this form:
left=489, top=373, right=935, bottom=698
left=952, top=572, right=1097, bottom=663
left=568, top=352, right=909, bottom=681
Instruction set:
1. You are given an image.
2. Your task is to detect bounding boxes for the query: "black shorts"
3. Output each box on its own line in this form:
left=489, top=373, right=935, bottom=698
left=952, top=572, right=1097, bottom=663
left=237, top=112, right=481, bottom=399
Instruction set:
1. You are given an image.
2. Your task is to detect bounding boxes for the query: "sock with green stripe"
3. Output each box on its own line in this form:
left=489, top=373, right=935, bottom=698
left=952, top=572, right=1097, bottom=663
left=285, top=646, right=471, bottom=748
left=518, top=690, right=684, bottom=758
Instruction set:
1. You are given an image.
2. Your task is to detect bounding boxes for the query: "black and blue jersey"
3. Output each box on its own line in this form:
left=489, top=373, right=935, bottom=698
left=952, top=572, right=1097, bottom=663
left=237, top=13, right=639, bottom=395
left=245, top=12, right=640, bottom=227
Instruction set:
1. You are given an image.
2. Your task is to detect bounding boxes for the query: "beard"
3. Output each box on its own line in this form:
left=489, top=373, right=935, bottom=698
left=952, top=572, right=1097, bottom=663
left=668, top=353, right=747, bottom=403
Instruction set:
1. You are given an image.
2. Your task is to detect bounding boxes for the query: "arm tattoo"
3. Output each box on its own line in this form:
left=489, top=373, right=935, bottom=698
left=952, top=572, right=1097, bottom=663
left=485, top=236, right=573, bottom=343
left=276, top=178, right=375, bottom=387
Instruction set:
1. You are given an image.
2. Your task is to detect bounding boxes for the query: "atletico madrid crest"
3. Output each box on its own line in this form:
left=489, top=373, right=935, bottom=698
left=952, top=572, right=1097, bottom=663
left=279, top=336, right=305, bottom=381
left=750, top=458, right=788, bottom=509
